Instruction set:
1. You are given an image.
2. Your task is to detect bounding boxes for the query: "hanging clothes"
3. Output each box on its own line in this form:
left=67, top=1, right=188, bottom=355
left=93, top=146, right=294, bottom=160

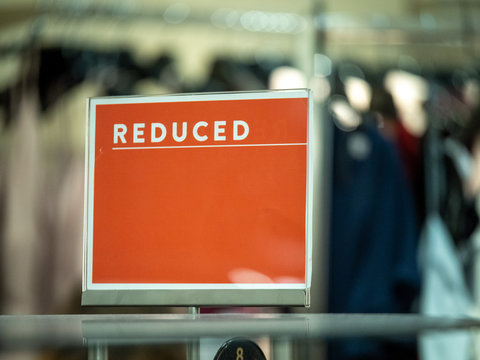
left=419, top=213, right=474, bottom=360
left=328, top=122, right=420, bottom=360
left=419, top=134, right=478, bottom=360
left=2, top=84, right=41, bottom=315
left=329, top=122, right=420, bottom=313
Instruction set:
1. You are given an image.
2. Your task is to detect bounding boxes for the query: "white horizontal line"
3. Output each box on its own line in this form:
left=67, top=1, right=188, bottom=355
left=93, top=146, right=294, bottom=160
left=112, top=143, right=307, bottom=150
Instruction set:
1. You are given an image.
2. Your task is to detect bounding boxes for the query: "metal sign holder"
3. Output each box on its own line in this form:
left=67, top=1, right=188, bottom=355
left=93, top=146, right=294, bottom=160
left=82, top=89, right=316, bottom=360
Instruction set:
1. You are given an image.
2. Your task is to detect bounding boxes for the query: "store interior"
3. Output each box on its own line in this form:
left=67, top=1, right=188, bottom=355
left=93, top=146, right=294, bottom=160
left=1, top=0, right=480, bottom=359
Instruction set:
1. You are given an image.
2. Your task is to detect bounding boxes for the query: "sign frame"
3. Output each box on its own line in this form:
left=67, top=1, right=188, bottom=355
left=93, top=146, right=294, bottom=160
left=82, top=89, right=314, bottom=307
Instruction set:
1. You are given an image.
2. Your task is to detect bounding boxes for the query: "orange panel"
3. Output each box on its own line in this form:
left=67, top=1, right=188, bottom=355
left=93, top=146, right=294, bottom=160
left=92, top=97, right=308, bottom=284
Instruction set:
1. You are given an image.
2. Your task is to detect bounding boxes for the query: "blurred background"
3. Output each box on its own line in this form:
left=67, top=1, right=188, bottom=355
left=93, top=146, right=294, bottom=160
left=1, top=0, right=480, bottom=359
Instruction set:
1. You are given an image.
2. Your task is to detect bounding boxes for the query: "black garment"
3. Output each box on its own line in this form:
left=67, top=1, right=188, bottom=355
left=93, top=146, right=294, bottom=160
left=441, top=153, right=478, bottom=246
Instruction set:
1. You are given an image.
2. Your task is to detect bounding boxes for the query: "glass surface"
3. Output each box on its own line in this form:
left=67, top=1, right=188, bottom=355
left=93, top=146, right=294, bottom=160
left=0, top=313, right=478, bottom=359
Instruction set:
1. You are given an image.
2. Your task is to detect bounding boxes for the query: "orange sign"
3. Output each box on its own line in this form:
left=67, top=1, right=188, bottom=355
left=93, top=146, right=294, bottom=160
left=83, top=90, right=313, bottom=305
